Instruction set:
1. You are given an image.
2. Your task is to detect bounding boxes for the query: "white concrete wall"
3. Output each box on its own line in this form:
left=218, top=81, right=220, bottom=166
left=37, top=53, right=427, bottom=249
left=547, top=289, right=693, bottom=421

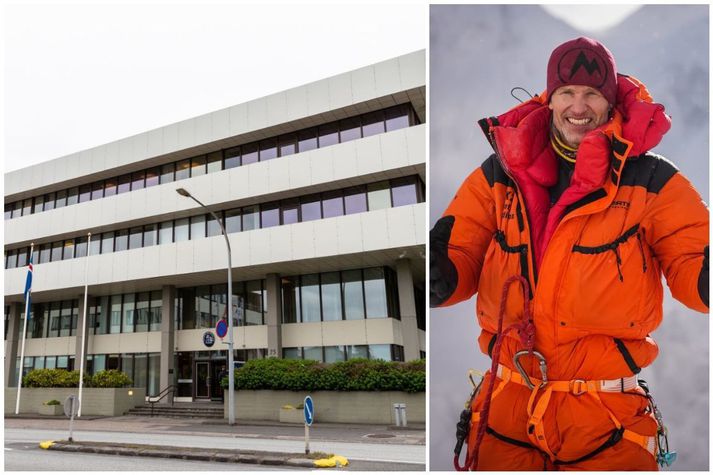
left=281, top=317, right=400, bottom=348
left=5, top=124, right=425, bottom=246
left=5, top=202, right=425, bottom=297
left=5, top=51, right=425, bottom=197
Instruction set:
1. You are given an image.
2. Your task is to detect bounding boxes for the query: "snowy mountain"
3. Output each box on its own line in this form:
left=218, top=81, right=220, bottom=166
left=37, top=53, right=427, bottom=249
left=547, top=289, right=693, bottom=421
left=429, top=5, right=709, bottom=471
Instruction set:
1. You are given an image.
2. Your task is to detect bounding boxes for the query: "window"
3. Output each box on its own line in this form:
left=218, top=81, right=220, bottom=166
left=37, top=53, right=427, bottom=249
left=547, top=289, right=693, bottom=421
left=339, top=117, right=362, bottom=142
left=298, top=128, right=318, bottom=153
left=300, top=195, right=321, bottom=222
left=364, top=267, right=388, bottom=318
left=21, top=199, right=33, bottom=216
left=131, top=170, right=145, bottom=190
left=224, top=147, right=240, bottom=169
left=283, top=348, right=301, bottom=359
left=135, top=292, right=150, bottom=332
left=55, top=189, right=68, bottom=208
left=51, top=241, right=63, bottom=261
left=159, top=221, right=173, bottom=244
left=303, top=347, right=323, bottom=362
left=206, top=151, right=222, bottom=173
left=89, top=235, right=101, bottom=256
left=347, top=345, right=369, bottom=360
left=62, top=239, right=75, bottom=260
left=260, top=202, right=280, bottom=228
left=281, top=199, right=299, bottom=225
left=321, top=190, right=344, bottom=218
left=175, top=160, right=190, bottom=180
left=362, top=110, right=385, bottom=137
left=242, top=205, right=259, bottom=231
left=174, top=218, right=189, bottom=241
left=259, top=139, right=277, bottom=161
left=195, top=285, right=212, bottom=328
left=242, top=143, right=259, bottom=165
left=149, top=290, right=162, bottom=331
left=70, top=301, right=79, bottom=337
left=59, top=302, right=72, bottom=337
left=66, top=187, right=79, bottom=206
left=48, top=302, right=61, bottom=337
left=33, top=196, right=44, bottom=214
left=318, top=123, right=339, bottom=147
left=101, top=232, right=114, bottom=254
left=225, top=209, right=241, bottom=233
left=16, top=247, right=28, bottom=267
left=190, top=215, right=206, bottom=239
left=78, top=185, right=91, bottom=203
left=117, top=174, right=131, bottom=194
left=278, top=134, right=297, bottom=157
left=321, top=272, right=342, bottom=321
left=245, top=280, right=264, bottom=325
left=114, top=229, right=129, bottom=252
left=129, top=227, right=143, bottom=249
left=206, top=213, right=223, bottom=237
left=160, top=163, right=175, bottom=184
left=6, top=250, right=17, bottom=269
left=104, top=178, right=117, bottom=197
left=44, top=194, right=56, bottom=211
left=91, top=181, right=104, bottom=200
left=369, top=344, right=392, bottom=361
left=367, top=181, right=391, bottom=210
left=123, top=294, right=135, bottom=333
left=5, top=203, right=13, bottom=220
left=342, top=269, right=365, bottom=320
left=385, top=104, right=411, bottom=131
left=324, top=346, right=346, bottom=363
left=143, top=224, right=157, bottom=247
left=281, top=276, right=300, bottom=323
left=191, top=156, right=206, bottom=177
left=301, top=274, right=320, bottom=323
left=148, top=353, right=160, bottom=395
left=146, top=167, right=160, bottom=187
left=75, top=236, right=88, bottom=257
left=110, top=296, right=122, bottom=334
left=391, top=176, right=419, bottom=207
left=11, top=201, right=23, bottom=218
left=39, top=244, right=51, bottom=264
left=344, top=186, right=367, bottom=214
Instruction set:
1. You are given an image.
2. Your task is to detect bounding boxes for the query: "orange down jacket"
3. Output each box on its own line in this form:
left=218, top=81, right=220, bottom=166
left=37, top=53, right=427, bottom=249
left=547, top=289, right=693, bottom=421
left=431, top=76, right=709, bottom=470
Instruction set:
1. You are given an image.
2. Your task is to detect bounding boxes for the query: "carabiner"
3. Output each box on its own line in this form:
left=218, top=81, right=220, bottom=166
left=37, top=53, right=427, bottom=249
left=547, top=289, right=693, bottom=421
left=513, top=350, right=548, bottom=390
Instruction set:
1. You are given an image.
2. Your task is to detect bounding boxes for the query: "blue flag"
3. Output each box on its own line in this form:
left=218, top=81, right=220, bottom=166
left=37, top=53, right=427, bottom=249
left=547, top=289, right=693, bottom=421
left=24, top=253, right=33, bottom=311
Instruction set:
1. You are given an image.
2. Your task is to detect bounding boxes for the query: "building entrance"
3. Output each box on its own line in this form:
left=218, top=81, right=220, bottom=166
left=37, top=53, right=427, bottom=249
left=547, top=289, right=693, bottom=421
left=193, top=359, right=227, bottom=401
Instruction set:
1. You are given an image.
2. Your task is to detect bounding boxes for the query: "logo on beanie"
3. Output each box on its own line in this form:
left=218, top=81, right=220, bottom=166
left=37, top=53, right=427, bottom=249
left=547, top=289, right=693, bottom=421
left=557, top=48, right=608, bottom=88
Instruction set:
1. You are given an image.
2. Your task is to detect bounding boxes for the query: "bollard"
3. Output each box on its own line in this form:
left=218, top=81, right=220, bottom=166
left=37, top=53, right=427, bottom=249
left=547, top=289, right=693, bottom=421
left=393, top=403, right=402, bottom=427
left=398, top=403, right=407, bottom=427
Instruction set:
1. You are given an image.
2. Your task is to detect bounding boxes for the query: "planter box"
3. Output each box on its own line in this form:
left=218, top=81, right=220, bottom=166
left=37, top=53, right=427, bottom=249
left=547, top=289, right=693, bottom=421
left=5, top=388, right=146, bottom=416
left=279, top=407, right=304, bottom=424
left=227, top=390, right=425, bottom=425
left=39, top=404, right=63, bottom=416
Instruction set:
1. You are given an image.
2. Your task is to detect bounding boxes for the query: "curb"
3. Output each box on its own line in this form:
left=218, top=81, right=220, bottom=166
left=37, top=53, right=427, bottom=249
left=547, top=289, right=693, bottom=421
left=40, top=440, right=348, bottom=469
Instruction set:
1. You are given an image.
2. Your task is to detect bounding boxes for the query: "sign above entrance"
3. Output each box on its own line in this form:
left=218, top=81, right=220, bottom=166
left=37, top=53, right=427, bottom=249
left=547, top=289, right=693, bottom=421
left=215, top=319, right=228, bottom=339
left=203, top=331, right=215, bottom=347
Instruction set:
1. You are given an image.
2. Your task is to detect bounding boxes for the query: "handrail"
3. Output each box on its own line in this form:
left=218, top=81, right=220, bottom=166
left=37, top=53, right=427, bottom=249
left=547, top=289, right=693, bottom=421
left=147, top=384, right=176, bottom=417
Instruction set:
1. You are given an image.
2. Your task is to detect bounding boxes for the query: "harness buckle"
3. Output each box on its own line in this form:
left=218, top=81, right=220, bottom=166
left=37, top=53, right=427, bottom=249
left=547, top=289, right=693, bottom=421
left=569, top=379, right=587, bottom=396
left=513, top=350, right=548, bottom=390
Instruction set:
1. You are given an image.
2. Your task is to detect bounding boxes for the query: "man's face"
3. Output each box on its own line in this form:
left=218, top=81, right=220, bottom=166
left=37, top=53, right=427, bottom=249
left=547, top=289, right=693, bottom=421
left=549, top=85, right=610, bottom=148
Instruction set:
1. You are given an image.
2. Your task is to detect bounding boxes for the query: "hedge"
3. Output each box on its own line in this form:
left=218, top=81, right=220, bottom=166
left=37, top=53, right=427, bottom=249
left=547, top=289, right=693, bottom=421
left=22, top=368, right=132, bottom=388
left=221, top=358, right=425, bottom=393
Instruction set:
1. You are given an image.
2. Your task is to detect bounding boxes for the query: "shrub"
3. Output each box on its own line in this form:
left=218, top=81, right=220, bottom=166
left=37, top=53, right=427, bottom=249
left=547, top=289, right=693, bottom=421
left=23, top=369, right=85, bottom=388
left=91, top=369, right=133, bottom=388
left=223, top=358, right=425, bottom=393
left=44, top=399, right=61, bottom=406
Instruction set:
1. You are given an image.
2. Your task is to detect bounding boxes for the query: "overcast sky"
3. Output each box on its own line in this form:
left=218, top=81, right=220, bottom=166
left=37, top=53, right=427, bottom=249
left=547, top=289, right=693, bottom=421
left=3, top=3, right=640, bottom=173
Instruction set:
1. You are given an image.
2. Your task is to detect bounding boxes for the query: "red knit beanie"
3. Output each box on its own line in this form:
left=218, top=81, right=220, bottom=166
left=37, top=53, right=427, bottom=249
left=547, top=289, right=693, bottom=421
left=547, top=37, right=617, bottom=105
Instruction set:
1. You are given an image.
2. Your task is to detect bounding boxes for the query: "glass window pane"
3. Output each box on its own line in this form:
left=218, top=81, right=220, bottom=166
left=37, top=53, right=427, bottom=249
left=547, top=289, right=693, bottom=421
left=324, top=346, right=345, bottom=363
left=260, top=203, right=279, bottom=228
left=51, top=242, right=63, bottom=261
left=281, top=276, right=300, bottom=324
left=281, top=199, right=299, bottom=225
left=160, top=163, right=175, bottom=184
left=16, top=248, right=28, bottom=267
left=134, top=353, right=147, bottom=389
left=322, top=191, right=344, bottom=219
left=78, top=185, right=91, bottom=203
left=39, top=244, right=51, bottom=264
left=33, top=196, right=44, bottom=214
left=206, top=151, right=222, bottom=173
left=114, top=229, right=129, bottom=252
left=191, top=156, right=206, bottom=177
left=129, top=227, right=143, bottom=249
left=391, top=176, right=419, bottom=207
left=101, top=232, right=114, bottom=254
left=6, top=203, right=14, bottom=220
left=367, top=181, right=391, bottom=210
left=224, top=147, right=240, bottom=169
left=89, top=236, right=101, bottom=256
left=225, top=209, right=241, bottom=233
left=135, top=292, right=150, bottom=332
left=104, top=178, right=117, bottom=197
left=303, top=347, right=323, bottom=362
left=259, top=139, right=277, bottom=161
left=121, top=354, right=134, bottom=382
left=190, top=215, right=206, bottom=239
left=342, top=269, right=365, bottom=320
left=91, top=181, right=104, bottom=200
left=48, top=302, right=61, bottom=337
left=318, top=123, right=339, bottom=147
left=22, top=199, right=33, bottom=215
left=60, top=302, right=72, bottom=337
left=146, top=167, right=160, bottom=187
left=63, top=239, right=75, bottom=260
left=118, top=174, right=131, bottom=194
left=175, top=160, right=190, bottom=180
left=242, top=205, right=259, bottom=231
left=242, top=143, right=258, bottom=165
left=143, top=224, right=157, bottom=247
left=123, top=294, right=135, bottom=333
left=300, top=195, right=321, bottom=222
left=75, top=237, right=87, bottom=258
left=43, top=193, right=55, bottom=211
left=246, top=280, right=263, bottom=325
left=55, top=189, right=68, bottom=208
left=339, top=117, right=362, bottom=142
left=362, top=110, right=385, bottom=137
left=195, top=285, right=211, bottom=328
left=174, top=218, right=189, bottom=241
left=148, top=353, right=160, bottom=395
left=344, top=186, right=368, bottom=214
left=301, top=274, right=321, bottom=322
left=369, top=344, right=392, bottom=361
left=385, top=104, right=410, bottom=131
left=207, top=213, right=223, bottom=237
left=347, top=345, right=369, bottom=360
left=11, top=201, right=22, bottom=218
left=68, top=187, right=80, bottom=205
left=131, top=170, right=145, bottom=190
left=283, top=348, right=301, bottom=359
left=364, top=267, right=388, bottom=318
left=149, top=290, right=162, bottom=331
left=159, top=221, right=173, bottom=244
left=321, top=272, right=342, bottom=321
left=298, top=128, right=318, bottom=153
left=278, top=134, right=297, bottom=157
left=6, top=250, right=17, bottom=269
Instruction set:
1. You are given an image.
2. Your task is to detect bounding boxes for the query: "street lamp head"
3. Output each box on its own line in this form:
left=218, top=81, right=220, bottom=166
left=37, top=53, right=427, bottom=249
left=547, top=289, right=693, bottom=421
left=176, top=188, right=191, bottom=197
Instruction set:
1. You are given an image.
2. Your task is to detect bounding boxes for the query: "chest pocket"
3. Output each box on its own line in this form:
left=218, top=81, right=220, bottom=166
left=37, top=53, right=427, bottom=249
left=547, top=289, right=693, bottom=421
left=572, top=224, right=647, bottom=282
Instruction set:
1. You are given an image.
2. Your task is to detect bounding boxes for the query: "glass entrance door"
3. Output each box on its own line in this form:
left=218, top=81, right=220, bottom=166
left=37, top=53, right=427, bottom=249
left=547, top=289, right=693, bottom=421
left=195, top=361, right=210, bottom=399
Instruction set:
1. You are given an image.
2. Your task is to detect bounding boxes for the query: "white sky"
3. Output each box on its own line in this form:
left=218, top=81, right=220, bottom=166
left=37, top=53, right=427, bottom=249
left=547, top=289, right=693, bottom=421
left=3, top=2, right=641, bottom=173
left=542, top=4, right=642, bottom=32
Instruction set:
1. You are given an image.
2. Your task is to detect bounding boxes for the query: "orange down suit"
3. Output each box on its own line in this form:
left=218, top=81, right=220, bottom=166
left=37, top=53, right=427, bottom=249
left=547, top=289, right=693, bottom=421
left=431, top=76, right=709, bottom=470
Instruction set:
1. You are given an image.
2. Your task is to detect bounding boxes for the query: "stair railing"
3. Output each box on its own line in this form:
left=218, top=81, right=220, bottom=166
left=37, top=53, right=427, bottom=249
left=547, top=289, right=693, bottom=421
left=147, top=384, right=176, bottom=417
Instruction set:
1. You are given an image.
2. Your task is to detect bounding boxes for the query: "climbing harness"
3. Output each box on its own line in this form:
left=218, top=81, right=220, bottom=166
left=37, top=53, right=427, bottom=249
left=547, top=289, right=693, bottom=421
left=639, top=379, right=677, bottom=467
left=453, top=371, right=483, bottom=471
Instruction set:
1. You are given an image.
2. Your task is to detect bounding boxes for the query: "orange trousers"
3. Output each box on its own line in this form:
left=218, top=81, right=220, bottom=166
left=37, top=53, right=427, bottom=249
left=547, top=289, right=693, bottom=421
left=465, top=376, right=659, bottom=471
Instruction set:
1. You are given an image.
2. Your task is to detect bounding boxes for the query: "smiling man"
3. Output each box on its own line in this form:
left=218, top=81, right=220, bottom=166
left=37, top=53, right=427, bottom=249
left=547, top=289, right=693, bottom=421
left=430, top=37, right=709, bottom=470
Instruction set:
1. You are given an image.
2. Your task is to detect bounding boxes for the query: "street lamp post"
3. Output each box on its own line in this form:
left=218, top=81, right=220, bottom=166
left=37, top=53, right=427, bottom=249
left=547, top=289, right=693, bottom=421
left=176, top=188, right=235, bottom=425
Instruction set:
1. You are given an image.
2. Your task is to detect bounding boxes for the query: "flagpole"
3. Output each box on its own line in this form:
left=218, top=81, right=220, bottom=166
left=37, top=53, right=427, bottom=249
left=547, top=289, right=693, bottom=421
left=78, top=232, right=91, bottom=417
left=15, top=243, right=33, bottom=415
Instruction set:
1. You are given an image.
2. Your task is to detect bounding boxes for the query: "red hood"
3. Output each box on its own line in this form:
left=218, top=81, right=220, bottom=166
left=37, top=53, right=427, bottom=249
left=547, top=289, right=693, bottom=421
left=481, top=75, right=671, bottom=267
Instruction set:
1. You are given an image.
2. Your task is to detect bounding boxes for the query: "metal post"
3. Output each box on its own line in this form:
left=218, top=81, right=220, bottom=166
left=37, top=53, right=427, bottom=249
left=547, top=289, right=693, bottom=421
left=176, top=188, right=235, bottom=425
left=15, top=243, right=33, bottom=415
left=400, top=403, right=407, bottom=427
left=78, top=232, right=91, bottom=417
left=393, top=403, right=401, bottom=427
left=305, top=423, right=310, bottom=455
left=68, top=397, right=76, bottom=442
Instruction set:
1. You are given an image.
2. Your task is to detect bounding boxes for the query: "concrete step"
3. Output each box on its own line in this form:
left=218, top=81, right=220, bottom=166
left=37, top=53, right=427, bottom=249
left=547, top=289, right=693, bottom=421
left=126, top=404, right=225, bottom=419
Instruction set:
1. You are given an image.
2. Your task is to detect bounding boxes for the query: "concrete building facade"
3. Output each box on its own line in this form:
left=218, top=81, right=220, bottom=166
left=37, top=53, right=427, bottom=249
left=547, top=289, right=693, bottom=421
left=4, top=51, right=426, bottom=401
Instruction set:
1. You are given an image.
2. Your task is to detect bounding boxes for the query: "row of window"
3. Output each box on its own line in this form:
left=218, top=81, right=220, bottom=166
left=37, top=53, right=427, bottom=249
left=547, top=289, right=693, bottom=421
left=176, top=280, right=266, bottom=330
left=5, top=176, right=424, bottom=269
left=282, top=344, right=405, bottom=362
left=281, top=267, right=400, bottom=323
left=5, top=104, right=418, bottom=221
